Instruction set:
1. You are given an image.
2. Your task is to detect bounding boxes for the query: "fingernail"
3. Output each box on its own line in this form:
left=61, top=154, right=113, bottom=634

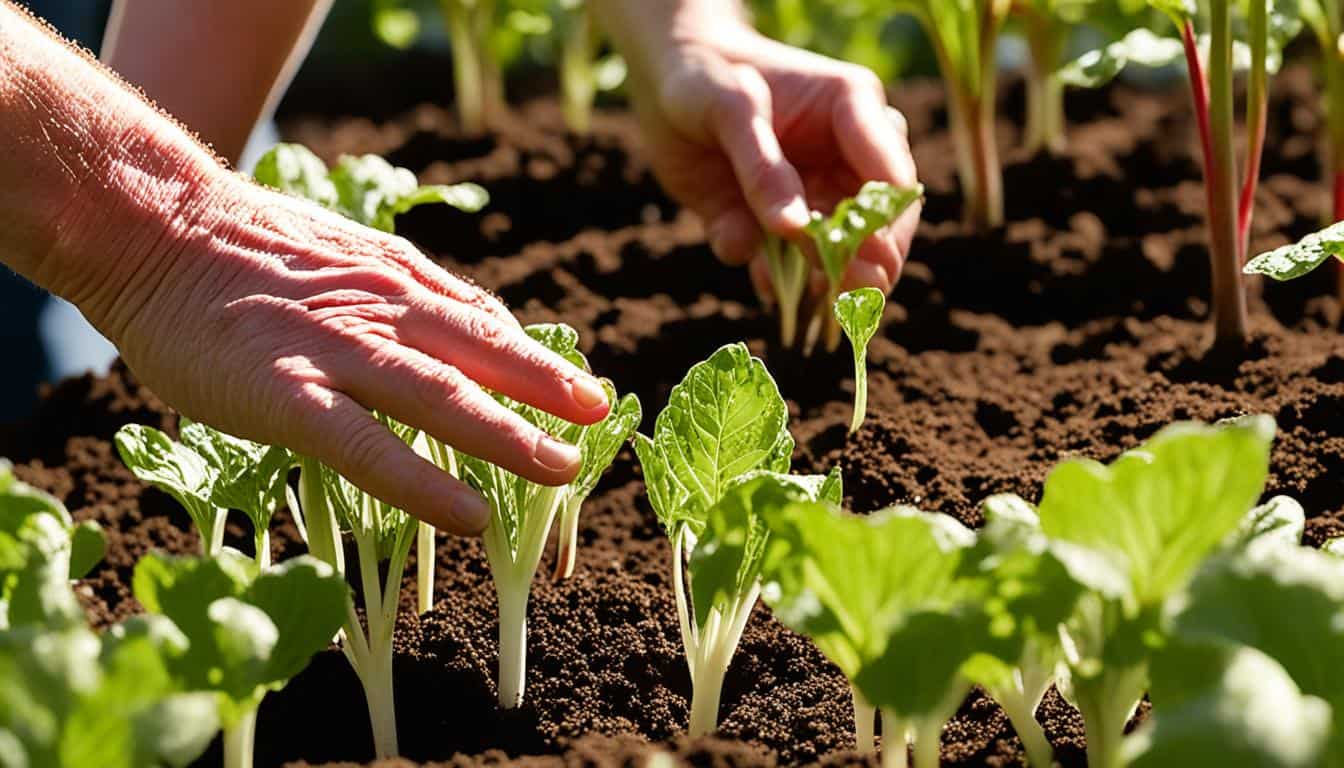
left=571, top=376, right=608, bottom=411
left=452, top=488, right=492, bottom=533
left=776, top=197, right=810, bottom=229
left=535, top=436, right=581, bottom=472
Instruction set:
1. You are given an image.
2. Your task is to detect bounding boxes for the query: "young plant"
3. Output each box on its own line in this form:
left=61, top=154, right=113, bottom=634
left=116, top=421, right=291, bottom=567
left=252, top=143, right=488, bottom=233
left=633, top=342, right=796, bottom=736
left=294, top=417, right=419, bottom=758
left=753, top=499, right=995, bottom=768
left=1028, top=415, right=1276, bottom=768
left=1243, top=218, right=1344, bottom=295
left=802, top=181, right=922, bottom=353
left=440, top=0, right=506, bottom=132
left=1063, top=4, right=1300, bottom=350
left=132, top=551, right=348, bottom=768
left=456, top=323, right=639, bottom=707
left=763, top=233, right=810, bottom=348
left=834, top=287, right=885, bottom=434
left=894, top=0, right=1010, bottom=230
left=0, top=462, right=218, bottom=768
left=1012, top=0, right=1087, bottom=153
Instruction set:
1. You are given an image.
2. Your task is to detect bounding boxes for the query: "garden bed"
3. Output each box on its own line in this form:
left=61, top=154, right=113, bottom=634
left=4, top=65, right=1344, bottom=767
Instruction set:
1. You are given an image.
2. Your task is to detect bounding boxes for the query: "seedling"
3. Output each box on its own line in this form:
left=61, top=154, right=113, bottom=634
left=1012, top=0, right=1084, bottom=153
left=763, top=234, right=810, bottom=348
left=894, top=0, right=1010, bottom=230
left=752, top=500, right=995, bottom=768
left=440, top=0, right=506, bottom=132
left=634, top=343, right=800, bottom=736
left=456, top=324, right=639, bottom=707
left=802, top=181, right=922, bottom=353
left=295, top=418, right=419, bottom=758
left=132, top=551, right=348, bottom=768
left=0, top=461, right=219, bottom=768
left=1061, top=5, right=1299, bottom=350
left=1244, top=219, right=1344, bottom=286
left=116, top=421, right=290, bottom=568
left=834, top=287, right=884, bottom=434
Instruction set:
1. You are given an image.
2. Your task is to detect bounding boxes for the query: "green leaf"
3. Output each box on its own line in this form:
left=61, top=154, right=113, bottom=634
left=389, top=183, right=489, bottom=217
left=0, top=467, right=86, bottom=630
left=758, top=501, right=980, bottom=716
left=570, top=388, right=641, bottom=500
left=329, top=154, right=488, bottom=232
left=114, top=424, right=221, bottom=542
left=633, top=433, right=689, bottom=533
left=1244, top=220, right=1344, bottom=282
left=1036, top=416, right=1275, bottom=607
left=1171, top=546, right=1344, bottom=745
left=67, top=522, right=104, bottom=580
left=646, top=343, right=792, bottom=535
left=1059, top=28, right=1185, bottom=88
left=179, top=421, right=289, bottom=536
left=251, top=144, right=338, bottom=208
left=690, top=471, right=840, bottom=629
left=525, top=323, right=589, bottom=371
left=804, top=182, right=923, bottom=289
left=244, top=557, right=347, bottom=685
left=1125, top=642, right=1330, bottom=768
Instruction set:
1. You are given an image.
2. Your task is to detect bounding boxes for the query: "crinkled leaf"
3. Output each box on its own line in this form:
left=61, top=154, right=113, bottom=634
left=114, top=424, right=220, bottom=538
left=0, top=469, right=87, bottom=630
left=252, top=144, right=337, bottom=208
left=633, top=433, right=691, bottom=534
left=1126, top=642, right=1330, bottom=768
left=1244, top=220, right=1344, bottom=282
left=329, top=154, right=487, bottom=232
left=690, top=472, right=839, bottom=629
left=805, top=182, right=923, bottom=287
left=525, top=322, right=589, bottom=373
left=1037, top=416, right=1275, bottom=607
left=570, top=387, right=641, bottom=500
left=179, top=420, right=290, bottom=534
left=835, top=288, right=884, bottom=352
left=650, top=343, right=791, bottom=529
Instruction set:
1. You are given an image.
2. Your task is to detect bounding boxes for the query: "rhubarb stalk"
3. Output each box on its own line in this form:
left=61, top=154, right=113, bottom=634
left=1181, top=13, right=1248, bottom=349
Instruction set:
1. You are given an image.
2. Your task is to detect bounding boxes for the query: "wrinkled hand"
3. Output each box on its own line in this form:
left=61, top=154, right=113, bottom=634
left=101, top=172, right=610, bottom=536
left=627, top=23, right=920, bottom=300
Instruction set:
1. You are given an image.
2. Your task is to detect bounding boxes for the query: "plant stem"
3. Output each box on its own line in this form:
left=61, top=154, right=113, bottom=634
left=849, top=356, right=868, bottom=435
left=1073, top=665, right=1147, bottom=768
left=297, top=457, right=344, bottom=575
left=417, top=521, right=435, bottom=614
left=222, top=707, right=257, bottom=768
left=763, top=236, right=806, bottom=348
left=255, top=528, right=270, bottom=570
left=1237, top=0, right=1268, bottom=261
left=1183, top=14, right=1247, bottom=349
left=442, top=0, right=492, bottom=132
left=910, top=716, right=943, bottom=768
left=207, top=510, right=227, bottom=556
left=495, top=577, right=529, bottom=709
left=357, top=635, right=399, bottom=759
left=1320, top=29, right=1344, bottom=300
left=353, top=526, right=402, bottom=759
left=880, top=710, right=909, bottom=768
left=552, top=496, right=582, bottom=581
left=995, top=683, right=1053, bottom=767
left=853, top=685, right=876, bottom=752
left=559, top=5, right=597, bottom=134
left=933, top=30, right=1004, bottom=232
left=1023, top=16, right=1067, bottom=154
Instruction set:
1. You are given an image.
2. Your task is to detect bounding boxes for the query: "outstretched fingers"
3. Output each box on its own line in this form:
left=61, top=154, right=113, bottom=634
left=288, top=384, right=492, bottom=535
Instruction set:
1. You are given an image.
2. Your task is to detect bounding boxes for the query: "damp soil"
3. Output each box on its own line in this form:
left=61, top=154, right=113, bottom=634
left=5, top=65, right=1344, bottom=767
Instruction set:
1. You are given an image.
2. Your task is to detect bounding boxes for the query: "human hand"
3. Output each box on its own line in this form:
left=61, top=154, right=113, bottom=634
left=624, top=21, right=920, bottom=301
left=73, top=169, right=610, bottom=537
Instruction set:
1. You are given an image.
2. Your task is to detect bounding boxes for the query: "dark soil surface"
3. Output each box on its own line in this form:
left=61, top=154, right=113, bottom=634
left=5, top=65, right=1344, bottom=767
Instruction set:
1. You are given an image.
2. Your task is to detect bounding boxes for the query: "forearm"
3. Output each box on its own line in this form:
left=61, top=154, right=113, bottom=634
left=0, top=2, right=226, bottom=339
left=102, top=0, right=332, bottom=164
left=589, top=0, right=748, bottom=81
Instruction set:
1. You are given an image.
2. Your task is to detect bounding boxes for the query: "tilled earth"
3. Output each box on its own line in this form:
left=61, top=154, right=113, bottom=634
left=4, top=65, right=1344, bottom=766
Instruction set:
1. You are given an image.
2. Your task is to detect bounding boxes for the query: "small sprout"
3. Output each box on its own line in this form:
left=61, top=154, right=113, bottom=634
left=762, top=233, right=809, bottom=348
left=1243, top=220, right=1344, bottom=282
left=834, top=288, right=885, bottom=434
left=803, top=182, right=921, bottom=353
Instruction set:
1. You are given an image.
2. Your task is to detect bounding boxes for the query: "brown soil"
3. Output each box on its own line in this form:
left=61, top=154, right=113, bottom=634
left=4, top=65, right=1344, bottom=767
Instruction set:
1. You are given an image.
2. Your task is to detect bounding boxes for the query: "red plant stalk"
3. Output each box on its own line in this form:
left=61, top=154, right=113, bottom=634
left=1237, top=0, right=1268, bottom=262
left=1182, top=13, right=1248, bottom=348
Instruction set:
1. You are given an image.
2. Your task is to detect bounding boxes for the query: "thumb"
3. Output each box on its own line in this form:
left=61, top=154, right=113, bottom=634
left=660, top=54, right=810, bottom=236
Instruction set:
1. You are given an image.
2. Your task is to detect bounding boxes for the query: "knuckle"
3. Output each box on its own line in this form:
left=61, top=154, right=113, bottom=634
left=842, top=66, right=885, bottom=100
left=710, top=86, right=756, bottom=129
left=340, top=419, right=399, bottom=479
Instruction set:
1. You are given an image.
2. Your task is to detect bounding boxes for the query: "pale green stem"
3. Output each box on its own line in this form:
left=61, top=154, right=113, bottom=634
left=206, top=510, right=227, bottom=556
left=849, top=353, right=869, bottom=435
left=1073, top=665, right=1147, bottom=768
left=853, top=685, right=876, bottom=752
left=995, top=683, right=1054, bottom=766
left=1023, top=16, right=1067, bottom=154
left=552, top=496, right=582, bottom=580
left=417, top=521, right=435, bottom=614
left=222, top=707, right=257, bottom=768
left=442, top=0, right=488, bottom=132
left=559, top=6, right=597, bottom=134
left=764, top=235, right=806, bottom=348
left=880, top=710, right=910, bottom=768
